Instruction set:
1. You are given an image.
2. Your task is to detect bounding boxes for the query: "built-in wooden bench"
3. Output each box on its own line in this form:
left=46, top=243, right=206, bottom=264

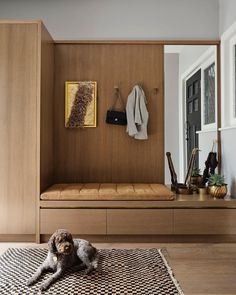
left=39, top=183, right=236, bottom=243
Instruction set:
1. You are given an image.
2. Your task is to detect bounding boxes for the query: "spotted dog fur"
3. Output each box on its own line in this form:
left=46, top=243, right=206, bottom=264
left=27, top=229, right=99, bottom=291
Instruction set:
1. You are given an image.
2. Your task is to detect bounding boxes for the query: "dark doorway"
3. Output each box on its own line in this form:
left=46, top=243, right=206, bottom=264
left=186, top=69, right=201, bottom=168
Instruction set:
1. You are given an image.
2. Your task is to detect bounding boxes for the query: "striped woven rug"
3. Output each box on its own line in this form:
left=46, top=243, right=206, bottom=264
left=0, top=248, right=184, bottom=294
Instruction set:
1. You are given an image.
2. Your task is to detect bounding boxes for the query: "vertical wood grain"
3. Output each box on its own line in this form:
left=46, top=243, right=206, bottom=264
left=40, top=23, right=54, bottom=192
left=0, top=23, right=38, bottom=234
left=54, top=44, right=164, bottom=183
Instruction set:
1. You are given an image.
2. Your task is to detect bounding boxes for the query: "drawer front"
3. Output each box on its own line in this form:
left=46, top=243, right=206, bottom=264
left=40, top=209, right=106, bottom=235
left=174, top=209, right=236, bottom=235
left=107, top=209, right=173, bottom=235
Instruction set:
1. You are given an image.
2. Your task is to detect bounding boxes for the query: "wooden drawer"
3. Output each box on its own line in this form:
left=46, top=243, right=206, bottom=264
left=40, top=209, right=106, bottom=235
left=107, top=209, right=173, bottom=234
left=174, top=209, right=236, bottom=235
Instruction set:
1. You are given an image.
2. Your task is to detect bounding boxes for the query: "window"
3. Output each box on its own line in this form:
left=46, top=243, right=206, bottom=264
left=204, top=62, right=215, bottom=125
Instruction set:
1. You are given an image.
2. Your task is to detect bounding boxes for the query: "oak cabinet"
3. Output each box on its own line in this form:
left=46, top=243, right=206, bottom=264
left=0, top=21, right=54, bottom=235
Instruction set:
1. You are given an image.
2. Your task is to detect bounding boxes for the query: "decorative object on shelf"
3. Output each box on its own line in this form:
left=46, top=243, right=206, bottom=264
left=198, top=186, right=208, bottom=195
left=190, top=167, right=203, bottom=192
left=184, top=148, right=200, bottom=186
left=166, top=151, right=192, bottom=194
left=106, top=86, right=127, bottom=126
left=166, top=150, right=201, bottom=195
left=208, top=174, right=227, bottom=198
left=65, top=81, right=97, bottom=128
left=190, top=168, right=203, bottom=186
left=166, top=152, right=178, bottom=192
left=200, top=140, right=218, bottom=186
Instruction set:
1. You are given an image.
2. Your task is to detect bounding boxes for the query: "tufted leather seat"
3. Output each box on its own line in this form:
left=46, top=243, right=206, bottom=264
left=41, top=183, right=175, bottom=201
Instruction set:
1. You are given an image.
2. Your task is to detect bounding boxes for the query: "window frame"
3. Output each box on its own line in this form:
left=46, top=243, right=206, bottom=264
left=201, top=55, right=217, bottom=131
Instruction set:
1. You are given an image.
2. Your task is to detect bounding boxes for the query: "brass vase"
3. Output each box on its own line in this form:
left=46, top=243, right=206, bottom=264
left=208, top=184, right=227, bottom=199
left=190, top=175, right=203, bottom=192
left=190, top=175, right=203, bottom=186
left=198, top=186, right=208, bottom=195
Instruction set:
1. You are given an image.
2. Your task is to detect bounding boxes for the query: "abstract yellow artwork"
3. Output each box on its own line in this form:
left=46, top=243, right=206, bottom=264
left=65, top=81, right=97, bottom=128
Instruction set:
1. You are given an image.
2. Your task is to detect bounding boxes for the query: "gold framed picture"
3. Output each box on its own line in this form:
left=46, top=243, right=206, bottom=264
left=65, top=81, right=97, bottom=128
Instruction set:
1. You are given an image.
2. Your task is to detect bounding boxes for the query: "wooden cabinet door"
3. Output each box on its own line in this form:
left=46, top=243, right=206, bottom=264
left=107, top=209, right=173, bottom=234
left=40, top=209, right=106, bottom=235
left=0, top=23, right=38, bottom=234
left=174, top=209, right=236, bottom=235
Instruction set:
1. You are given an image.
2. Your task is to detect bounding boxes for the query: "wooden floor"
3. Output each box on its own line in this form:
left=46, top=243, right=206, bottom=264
left=0, top=242, right=236, bottom=295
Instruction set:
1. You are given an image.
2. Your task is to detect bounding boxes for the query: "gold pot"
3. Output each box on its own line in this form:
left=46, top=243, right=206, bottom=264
left=190, top=175, right=203, bottom=185
left=198, top=186, right=208, bottom=195
left=208, top=184, right=227, bottom=199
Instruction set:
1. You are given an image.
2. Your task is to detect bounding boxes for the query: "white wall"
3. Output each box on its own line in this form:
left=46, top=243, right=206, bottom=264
left=198, top=131, right=218, bottom=173
left=221, top=129, right=236, bottom=196
left=179, top=46, right=211, bottom=76
left=0, top=0, right=219, bottom=40
left=219, top=0, right=236, bottom=196
left=164, top=53, right=179, bottom=184
left=219, top=0, right=236, bottom=35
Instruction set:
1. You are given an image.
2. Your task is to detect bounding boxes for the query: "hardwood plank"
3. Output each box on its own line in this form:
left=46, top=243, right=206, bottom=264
left=37, top=234, right=236, bottom=243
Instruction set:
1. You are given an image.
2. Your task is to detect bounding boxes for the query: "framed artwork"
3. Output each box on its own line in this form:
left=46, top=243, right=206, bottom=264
left=65, top=81, right=97, bottom=128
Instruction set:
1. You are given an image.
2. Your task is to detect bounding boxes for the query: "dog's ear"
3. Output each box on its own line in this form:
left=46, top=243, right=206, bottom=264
left=48, top=233, right=57, bottom=253
left=68, top=232, right=74, bottom=244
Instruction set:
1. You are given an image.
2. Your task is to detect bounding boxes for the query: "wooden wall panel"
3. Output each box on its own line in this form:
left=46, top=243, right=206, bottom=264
left=54, top=44, right=164, bottom=183
left=40, top=23, right=54, bottom=192
left=0, top=23, right=38, bottom=234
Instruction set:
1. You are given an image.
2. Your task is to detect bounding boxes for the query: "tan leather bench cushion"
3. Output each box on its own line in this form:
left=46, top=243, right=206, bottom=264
left=41, top=183, right=175, bottom=201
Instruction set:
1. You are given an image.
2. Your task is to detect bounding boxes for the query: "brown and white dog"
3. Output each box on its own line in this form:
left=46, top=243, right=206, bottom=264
left=27, top=229, right=99, bottom=291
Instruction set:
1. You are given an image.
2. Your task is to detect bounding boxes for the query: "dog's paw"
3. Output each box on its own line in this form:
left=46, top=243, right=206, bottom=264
left=84, top=268, right=93, bottom=275
left=26, top=278, right=35, bottom=286
left=39, top=284, right=48, bottom=291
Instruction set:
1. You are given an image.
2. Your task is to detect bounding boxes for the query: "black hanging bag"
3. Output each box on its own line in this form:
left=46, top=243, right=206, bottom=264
left=106, top=87, right=127, bottom=125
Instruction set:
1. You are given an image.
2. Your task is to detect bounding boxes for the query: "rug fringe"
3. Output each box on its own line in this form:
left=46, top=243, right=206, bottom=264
left=158, top=249, right=185, bottom=295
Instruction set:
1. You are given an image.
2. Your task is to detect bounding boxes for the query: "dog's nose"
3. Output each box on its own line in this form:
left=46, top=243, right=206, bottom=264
left=64, top=245, right=70, bottom=251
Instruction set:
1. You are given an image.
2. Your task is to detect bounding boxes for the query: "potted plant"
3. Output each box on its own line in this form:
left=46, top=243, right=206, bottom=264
left=190, top=167, right=202, bottom=186
left=208, top=174, right=227, bottom=198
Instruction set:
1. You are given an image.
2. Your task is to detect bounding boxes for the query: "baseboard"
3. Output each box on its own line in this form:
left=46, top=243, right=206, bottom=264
left=0, top=235, right=36, bottom=242
left=40, top=234, right=236, bottom=243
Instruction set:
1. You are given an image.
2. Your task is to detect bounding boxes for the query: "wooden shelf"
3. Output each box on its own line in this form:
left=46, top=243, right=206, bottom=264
left=40, top=193, right=236, bottom=209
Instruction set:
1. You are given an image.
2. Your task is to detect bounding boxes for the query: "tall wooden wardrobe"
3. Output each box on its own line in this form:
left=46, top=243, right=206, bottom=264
left=0, top=21, right=54, bottom=240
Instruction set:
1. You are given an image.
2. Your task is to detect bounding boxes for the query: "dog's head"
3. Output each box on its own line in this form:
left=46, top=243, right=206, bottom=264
left=48, top=229, right=74, bottom=255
